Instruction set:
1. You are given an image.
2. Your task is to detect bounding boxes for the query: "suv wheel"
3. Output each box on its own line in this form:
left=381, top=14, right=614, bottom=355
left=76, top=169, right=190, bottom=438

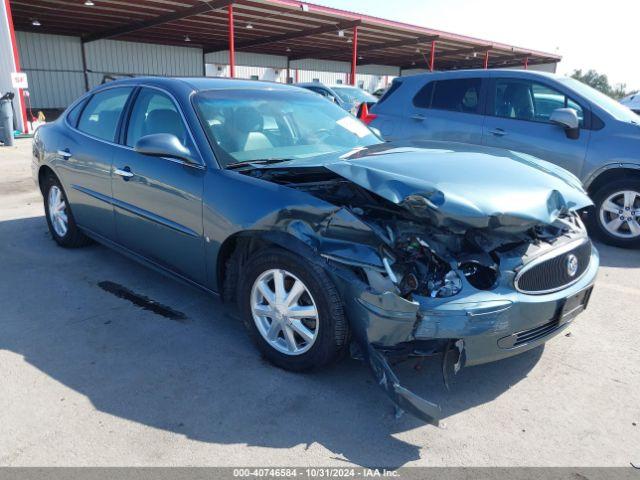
left=589, top=179, right=640, bottom=248
left=238, top=247, right=348, bottom=371
left=43, top=174, right=92, bottom=248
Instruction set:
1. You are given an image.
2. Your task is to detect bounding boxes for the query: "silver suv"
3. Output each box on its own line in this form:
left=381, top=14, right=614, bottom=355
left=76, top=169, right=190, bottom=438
left=367, top=70, right=640, bottom=248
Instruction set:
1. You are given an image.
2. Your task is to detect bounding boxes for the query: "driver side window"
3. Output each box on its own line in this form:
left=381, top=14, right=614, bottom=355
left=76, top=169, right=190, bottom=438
left=126, top=88, right=190, bottom=148
left=494, top=79, right=584, bottom=127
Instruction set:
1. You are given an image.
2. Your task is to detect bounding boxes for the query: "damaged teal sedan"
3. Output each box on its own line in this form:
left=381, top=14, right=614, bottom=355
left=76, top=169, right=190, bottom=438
left=32, top=78, right=598, bottom=425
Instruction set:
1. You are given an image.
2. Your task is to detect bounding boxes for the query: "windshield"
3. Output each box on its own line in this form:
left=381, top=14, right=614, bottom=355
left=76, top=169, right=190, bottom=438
left=331, top=87, right=378, bottom=105
left=194, top=89, right=381, bottom=167
left=560, top=77, right=639, bottom=123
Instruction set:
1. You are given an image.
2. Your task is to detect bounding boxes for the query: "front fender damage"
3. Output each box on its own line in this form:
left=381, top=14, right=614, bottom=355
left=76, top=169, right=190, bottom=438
left=251, top=205, right=445, bottom=425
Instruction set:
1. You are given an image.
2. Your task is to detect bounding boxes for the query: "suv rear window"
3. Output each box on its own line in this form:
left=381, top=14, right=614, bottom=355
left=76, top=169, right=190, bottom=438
left=413, top=78, right=481, bottom=114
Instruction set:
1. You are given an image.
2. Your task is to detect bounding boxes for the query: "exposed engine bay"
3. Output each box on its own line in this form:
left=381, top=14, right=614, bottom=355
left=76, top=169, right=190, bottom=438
left=244, top=165, right=588, bottom=302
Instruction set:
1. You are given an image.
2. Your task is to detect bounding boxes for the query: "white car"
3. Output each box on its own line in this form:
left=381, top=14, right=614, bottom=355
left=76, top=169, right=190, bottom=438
left=621, top=93, right=640, bottom=114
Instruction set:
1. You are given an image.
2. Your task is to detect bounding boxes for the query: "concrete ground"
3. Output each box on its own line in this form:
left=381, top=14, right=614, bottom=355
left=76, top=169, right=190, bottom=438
left=0, top=138, right=638, bottom=467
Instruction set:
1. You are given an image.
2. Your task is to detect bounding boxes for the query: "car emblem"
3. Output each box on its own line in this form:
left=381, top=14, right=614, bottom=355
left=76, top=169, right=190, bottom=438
left=566, top=254, right=579, bottom=277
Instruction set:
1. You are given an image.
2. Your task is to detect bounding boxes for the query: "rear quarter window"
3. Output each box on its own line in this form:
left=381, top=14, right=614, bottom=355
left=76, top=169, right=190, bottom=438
left=376, top=80, right=403, bottom=105
left=66, top=98, right=88, bottom=127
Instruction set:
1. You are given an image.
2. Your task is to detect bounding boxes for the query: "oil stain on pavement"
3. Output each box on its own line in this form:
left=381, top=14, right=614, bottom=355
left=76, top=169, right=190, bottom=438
left=98, top=281, right=188, bottom=322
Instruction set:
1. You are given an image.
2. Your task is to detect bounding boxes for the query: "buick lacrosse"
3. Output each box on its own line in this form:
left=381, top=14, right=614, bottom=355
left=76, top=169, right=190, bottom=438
left=32, top=77, right=598, bottom=423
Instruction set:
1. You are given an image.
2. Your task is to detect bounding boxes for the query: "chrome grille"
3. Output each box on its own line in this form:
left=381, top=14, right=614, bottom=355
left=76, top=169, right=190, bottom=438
left=515, top=240, right=592, bottom=294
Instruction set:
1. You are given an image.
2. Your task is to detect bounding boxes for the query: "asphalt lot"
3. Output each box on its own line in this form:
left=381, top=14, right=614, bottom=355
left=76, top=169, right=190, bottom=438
left=1, top=138, right=639, bottom=467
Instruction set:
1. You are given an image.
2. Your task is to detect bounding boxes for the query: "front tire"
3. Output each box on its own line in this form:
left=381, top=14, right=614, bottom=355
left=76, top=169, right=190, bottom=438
left=238, top=247, right=348, bottom=371
left=588, top=180, right=640, bottom=248
left=43, top=174, right=91, bottom=248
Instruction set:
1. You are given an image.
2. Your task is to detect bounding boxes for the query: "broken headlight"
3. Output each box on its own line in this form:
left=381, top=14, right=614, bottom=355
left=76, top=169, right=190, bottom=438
left=460, top=261, right=499, bottom=290
left=383, top=237, right=463, bottom=299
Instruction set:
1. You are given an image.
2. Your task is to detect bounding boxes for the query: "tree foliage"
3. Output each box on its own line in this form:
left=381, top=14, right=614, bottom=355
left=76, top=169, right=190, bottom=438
left=570, top=69, right=635, bottom=100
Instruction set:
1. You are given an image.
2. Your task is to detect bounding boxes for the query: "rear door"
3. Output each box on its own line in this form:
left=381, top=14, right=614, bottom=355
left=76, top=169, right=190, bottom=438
left=402, top=77, right=485, bottom=144
left=482, top=77, right=590, bottom=176
left=60, top=86, right=134, bottom=240
left=110, top=86, right=206, bottom=284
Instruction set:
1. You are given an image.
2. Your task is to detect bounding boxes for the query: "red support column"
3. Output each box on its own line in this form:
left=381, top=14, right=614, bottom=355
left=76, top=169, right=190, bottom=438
left=350, top=25, right=358, bottom=86
left=3, top=0, right=28, bottom=132
left=227, top=4, right=235, bottom=78
left=429, top=40, right=436, bottom=72
left=523, top=56, right=529, bottom=70
left=483, top=51, right=490, bottom=69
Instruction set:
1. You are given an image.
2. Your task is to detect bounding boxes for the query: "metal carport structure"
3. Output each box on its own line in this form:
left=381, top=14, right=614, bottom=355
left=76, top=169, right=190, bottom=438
left=3, top=0, right=561, bottom=132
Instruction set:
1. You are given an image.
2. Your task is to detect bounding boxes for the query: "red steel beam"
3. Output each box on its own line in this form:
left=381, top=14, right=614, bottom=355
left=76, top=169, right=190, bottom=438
left=350, top=24, right=358, bottom=85
left=429, top=40, right=436, bottom=71
left=483, top=50, right=489, bottom=69
left=523, top=56, right=529, bottom=70
left=228, top=3, right=235, bottom=78
left=3, top=0, right=28, bottom=132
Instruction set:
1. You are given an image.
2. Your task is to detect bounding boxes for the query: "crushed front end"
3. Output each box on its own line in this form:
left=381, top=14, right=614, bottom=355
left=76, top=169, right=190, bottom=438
left=238, top=148, right=599, bottom=425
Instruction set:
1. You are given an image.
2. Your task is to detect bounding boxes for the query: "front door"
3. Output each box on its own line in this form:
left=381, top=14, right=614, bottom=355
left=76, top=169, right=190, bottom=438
left=482, top=77, right=590, bottom=176
left=111, top=87, right=206, bottom=284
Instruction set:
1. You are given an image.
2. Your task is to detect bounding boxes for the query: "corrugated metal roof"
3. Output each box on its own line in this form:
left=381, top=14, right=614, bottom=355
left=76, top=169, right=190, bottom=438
left=11, top=0, right=560, bottom=70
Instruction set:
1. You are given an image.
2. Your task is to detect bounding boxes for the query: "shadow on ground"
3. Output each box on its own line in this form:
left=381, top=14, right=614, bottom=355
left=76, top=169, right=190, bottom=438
left=1, top=215, right=563, bottom=467
left=593, top=240, right=640, bottom=268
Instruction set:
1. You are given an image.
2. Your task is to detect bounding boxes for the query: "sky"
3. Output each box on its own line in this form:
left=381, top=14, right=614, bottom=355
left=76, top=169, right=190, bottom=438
left=310, top=0, right=640, bottom=92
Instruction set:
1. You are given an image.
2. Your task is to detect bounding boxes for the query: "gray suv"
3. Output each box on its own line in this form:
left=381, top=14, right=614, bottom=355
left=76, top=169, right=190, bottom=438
left=367, top=70, right=640, bottom=248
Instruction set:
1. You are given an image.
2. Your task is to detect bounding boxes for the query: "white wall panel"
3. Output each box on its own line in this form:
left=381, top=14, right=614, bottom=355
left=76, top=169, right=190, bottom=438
left=15, top=33, right=205, bottom=109
left=16, top=32, right=85, bottom=110
left=84, top=39, right=203, bottom=77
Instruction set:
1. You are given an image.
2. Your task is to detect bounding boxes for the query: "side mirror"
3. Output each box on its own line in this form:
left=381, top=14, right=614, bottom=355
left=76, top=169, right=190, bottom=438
left=134, top=133, right=195, bottom=163
left=550, top=108, right=580, bottom=139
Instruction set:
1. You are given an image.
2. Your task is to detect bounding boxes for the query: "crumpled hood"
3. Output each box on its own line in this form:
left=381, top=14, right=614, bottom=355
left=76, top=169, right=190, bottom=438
left=258, top=141, right=593, bottom=232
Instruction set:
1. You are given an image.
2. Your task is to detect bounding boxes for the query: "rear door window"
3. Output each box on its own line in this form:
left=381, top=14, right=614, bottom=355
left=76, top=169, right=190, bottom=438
left=76, top=87, right=133, bottom=142
left=413, top=78, right=482, bottom=114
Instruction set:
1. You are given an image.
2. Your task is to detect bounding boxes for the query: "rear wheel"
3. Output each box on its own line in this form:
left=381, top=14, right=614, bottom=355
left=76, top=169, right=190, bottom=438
left=589, top=179, right=640, bottom=248
left=43, top=175, right=91, bottom=248
left=238, top=247, right=348, bottom=371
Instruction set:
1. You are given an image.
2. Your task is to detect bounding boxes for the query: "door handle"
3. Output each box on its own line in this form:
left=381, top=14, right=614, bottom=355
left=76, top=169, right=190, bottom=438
left=411, top=113, right=426, bottom=121
left=114, top=167, right=134, bottom=179
left=57, top=149, right=72, bottom=159
left=489, top=128, right=507, bottom=137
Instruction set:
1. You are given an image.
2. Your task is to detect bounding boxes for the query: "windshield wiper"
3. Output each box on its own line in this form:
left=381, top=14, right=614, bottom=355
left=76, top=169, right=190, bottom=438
left=226, top=158, right=293, bottom=170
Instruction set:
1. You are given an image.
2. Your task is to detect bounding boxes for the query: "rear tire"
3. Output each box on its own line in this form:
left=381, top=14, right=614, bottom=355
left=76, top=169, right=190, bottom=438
left=238, top=247, right=348, bottom=372
left=588, top=179, right=640, bottom=248
left=43, top=174, right=92, bottom=248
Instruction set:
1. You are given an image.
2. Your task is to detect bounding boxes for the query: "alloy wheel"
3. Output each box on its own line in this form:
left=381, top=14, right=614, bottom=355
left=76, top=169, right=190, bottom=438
left=48, top=185, right=68, bottom=237
left=599, top=190, right=640, bottom=239
left=250, top=268, right=319, bottom=356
